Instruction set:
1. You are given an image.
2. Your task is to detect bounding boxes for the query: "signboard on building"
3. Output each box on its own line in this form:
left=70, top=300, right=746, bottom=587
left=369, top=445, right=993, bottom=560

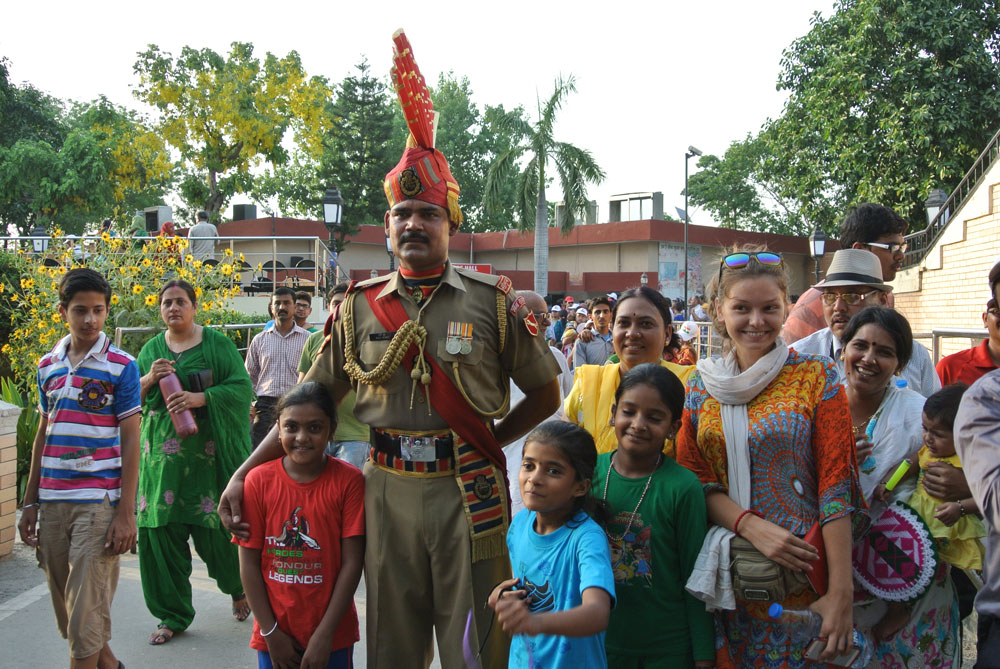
left=453, top=263, right=493, bottom=274
left=658, top=243, right=703, bottom=299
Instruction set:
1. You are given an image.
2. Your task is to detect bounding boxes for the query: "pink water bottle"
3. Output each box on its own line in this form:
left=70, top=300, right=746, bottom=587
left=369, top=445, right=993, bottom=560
left=159, top=372, right=198, bottom=438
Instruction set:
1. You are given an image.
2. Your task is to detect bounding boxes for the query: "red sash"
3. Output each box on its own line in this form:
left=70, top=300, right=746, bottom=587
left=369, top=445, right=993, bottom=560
left=362, top=287, right=508, bottom=475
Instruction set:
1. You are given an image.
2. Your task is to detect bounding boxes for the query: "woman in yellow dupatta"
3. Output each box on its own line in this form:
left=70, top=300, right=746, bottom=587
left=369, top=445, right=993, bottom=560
left=564, top=286, right=694, bottom=456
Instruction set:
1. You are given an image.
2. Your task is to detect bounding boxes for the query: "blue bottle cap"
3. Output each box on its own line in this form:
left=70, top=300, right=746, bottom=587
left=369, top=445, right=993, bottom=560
left=895, top=379, right=908, bottom=388
left=768, top=602, right=783, bottom=619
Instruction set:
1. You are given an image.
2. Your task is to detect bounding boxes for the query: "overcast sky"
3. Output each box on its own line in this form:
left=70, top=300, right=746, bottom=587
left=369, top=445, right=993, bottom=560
left=3, top=0, right=835, bottom=227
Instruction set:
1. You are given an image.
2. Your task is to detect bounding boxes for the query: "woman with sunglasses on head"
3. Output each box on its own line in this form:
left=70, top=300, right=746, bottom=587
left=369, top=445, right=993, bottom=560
left=677, top=245, right=866, bottom=667
left=564, top=285, right=695, bottom=456
left=839, top=307, right=960, bottom=667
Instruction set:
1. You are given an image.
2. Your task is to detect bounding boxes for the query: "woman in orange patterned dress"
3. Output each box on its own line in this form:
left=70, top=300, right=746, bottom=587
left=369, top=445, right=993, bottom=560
left=676, top=245, right=867, bottom=667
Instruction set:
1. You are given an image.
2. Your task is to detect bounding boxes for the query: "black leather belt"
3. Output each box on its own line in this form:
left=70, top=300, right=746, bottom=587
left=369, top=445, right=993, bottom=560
left=371, top=429, right=453, bottom=462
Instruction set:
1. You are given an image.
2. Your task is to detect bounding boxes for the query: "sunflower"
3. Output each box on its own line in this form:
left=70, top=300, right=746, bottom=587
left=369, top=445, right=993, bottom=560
left=142, top=258, right=152, bottom=267
left=132, top=284, right=144, bottom=295
left=111, top=295, right=120, bottom=305
left=220, top=264, right=233, bottom=276
left=101, top=232, right=111, bottom=242
left=144, top=294, right=158, bottom=307
left=224, top=248, right=234, bottom=257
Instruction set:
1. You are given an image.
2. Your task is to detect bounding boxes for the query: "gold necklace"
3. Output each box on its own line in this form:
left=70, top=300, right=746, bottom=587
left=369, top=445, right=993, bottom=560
left=602, top=452, right=660, bottom=542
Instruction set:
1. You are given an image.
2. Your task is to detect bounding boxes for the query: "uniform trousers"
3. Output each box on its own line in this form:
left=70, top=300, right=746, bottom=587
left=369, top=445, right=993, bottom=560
left=138, top=523, right=244, bottom=631
left=363, top=461, right=510, bottom=668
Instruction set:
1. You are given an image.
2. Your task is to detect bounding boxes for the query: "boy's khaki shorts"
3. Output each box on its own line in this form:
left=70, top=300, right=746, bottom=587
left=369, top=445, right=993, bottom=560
left=37, top=498, right=120, bottom=659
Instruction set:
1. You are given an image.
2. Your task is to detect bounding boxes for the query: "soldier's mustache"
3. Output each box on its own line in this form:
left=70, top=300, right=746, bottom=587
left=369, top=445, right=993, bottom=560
left=399, top=233, right=429, bottom=244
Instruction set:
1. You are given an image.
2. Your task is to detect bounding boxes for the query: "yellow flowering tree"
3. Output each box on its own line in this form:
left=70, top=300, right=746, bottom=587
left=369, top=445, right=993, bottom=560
left=2, top=232, right=246, bottom=400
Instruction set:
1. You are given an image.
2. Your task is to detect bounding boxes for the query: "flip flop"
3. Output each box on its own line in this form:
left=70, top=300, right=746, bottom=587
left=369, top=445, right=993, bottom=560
left=148, top=624, right=174, bottom=645
left=232, top=593, right=251, bottom=622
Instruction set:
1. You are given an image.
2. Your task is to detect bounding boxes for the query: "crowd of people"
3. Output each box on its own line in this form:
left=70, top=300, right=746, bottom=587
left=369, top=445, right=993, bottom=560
left=16, top=30, right=1000, bottom=669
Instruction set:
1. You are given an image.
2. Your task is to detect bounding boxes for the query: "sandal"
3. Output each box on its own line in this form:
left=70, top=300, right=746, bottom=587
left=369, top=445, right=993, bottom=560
left=148, top=624, right=175, bottom=645
left=232, top=593, right=251, bottom=622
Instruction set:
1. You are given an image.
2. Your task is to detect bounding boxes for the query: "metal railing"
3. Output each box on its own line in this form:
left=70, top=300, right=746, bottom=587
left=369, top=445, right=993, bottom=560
left=927, top=327, right=988, bottom=363
left=903, top=126, right=1000, bottom=268
left=114, top=323, right=269, bottom=354
left=1, top=234, right=351, bottom=295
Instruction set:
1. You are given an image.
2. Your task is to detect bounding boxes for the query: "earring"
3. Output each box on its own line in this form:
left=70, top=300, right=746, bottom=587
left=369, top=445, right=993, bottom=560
left=609, top=417, right=615, bottom=426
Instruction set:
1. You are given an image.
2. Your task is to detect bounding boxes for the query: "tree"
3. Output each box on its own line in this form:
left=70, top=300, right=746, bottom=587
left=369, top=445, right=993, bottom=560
left=133, top=42, right=332, bottom=219
left=484, top=75, right=605, bottom=294
left=69, top=97, right=174, bottom=226
left=0, top=61, right=173, bottom=236
left=688, top=0, right=1000, bottom=236
left=321, top=57, right=398, bottom=238
left=686, top=130, right=806, bottom=234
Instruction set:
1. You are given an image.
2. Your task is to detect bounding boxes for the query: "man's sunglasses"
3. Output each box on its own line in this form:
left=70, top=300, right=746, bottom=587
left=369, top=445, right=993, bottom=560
left=865, top=241, right=908, bottom=255
left=717, top=252, right=783, bottom=284
left=820, top=290, right=879, bottom=306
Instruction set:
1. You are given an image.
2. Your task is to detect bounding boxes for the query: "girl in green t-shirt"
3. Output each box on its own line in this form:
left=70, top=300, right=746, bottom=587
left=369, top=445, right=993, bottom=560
left=593, top=363, right=716, bottom=667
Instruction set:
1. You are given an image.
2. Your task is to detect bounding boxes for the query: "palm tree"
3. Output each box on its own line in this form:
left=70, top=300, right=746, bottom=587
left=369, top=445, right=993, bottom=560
left=484, top=75, right=605, bottom=295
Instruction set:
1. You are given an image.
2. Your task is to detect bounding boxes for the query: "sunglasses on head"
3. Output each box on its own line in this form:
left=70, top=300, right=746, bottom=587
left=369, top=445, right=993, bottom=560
left=717, top=252, right=783, bottom=284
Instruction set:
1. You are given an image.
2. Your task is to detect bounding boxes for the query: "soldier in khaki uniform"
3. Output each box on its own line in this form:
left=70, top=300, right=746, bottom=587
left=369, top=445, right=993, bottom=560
left=220, top=31, right=560, bottom=668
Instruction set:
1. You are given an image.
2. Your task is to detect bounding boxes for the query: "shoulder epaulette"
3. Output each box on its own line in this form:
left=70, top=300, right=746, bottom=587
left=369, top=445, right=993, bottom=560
left=453, top=267, right=515, bottom=296
left=353, top=274, right=392, bottom=290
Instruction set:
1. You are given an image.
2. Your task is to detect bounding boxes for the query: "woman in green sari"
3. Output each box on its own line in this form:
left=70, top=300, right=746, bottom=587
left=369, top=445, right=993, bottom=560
left=137, top=279, right=253, bottom=645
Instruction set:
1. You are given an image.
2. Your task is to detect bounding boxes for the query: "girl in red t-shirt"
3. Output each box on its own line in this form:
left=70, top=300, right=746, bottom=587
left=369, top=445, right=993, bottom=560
left=236, top=382, right=365, bottom=669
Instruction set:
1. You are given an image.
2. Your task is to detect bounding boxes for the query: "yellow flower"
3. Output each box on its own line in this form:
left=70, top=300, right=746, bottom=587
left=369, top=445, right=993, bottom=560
left=194, top=287, right=204, bottom=299
left=224, top=248, right=233, bottom=257
left=185, top=254, right=193, bottom=263
left=192, top=260, right=202, bottom=271
left=0, top=344, right=10, bottom=355
left=167, top=256, right=177, bottom=266
left=132, top=284, right=143, bottom=295
left=101, top=232, right=111, bottom=242
left=256, top=263, right=263, bottom=272
left=51, top=313, right=61, bottom=322
left=0, top=282, right=4, bottom=293
left=220, top=264, right=233, bottom=276
left=36, top=265, right=46, bottom=274
left=205, top=318, right=212, bottom=325
left=20, top=278, right=34, bottom=290
left=202, top=302, right=213, bottom=311
left=142, top=258, right=152, bottom=267
left=239, top=252, right=245, bottom=262
left=144, top=294, right=157, bottom=306
left=111, top=295, right=120, bottom=305
left=177, top=238, right=189, bottom=250
left=118, top=267, right=127, bottom=275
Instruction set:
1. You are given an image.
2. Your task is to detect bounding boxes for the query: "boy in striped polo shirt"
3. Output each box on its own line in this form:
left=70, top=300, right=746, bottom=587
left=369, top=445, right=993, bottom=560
left=18, top=268, right=141, bottom=669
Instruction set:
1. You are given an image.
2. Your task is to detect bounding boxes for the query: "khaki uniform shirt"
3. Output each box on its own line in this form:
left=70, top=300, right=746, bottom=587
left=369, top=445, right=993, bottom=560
left=304, top=263, right=560, bottom=432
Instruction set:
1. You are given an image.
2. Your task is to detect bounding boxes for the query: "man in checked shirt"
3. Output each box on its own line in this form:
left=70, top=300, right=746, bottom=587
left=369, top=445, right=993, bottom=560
left=245, top=286, right=310, bottom=448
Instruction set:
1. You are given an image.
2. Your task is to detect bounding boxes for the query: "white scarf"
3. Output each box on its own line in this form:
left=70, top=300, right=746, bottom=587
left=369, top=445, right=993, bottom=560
left=685, top=338, right=789, bottom=610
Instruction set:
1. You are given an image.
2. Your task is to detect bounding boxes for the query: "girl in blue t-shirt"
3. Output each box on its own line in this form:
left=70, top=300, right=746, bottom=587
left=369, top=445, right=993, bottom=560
left=488, top=421, right=616, bottom=669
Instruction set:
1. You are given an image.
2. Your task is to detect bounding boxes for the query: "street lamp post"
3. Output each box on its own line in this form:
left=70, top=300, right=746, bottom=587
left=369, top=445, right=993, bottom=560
left=322, top=186, right=343, bottom=287
left=925, top=188, right=948, bottom=227
left=808, top=225, right=827, bottom=284
left=684, top=146, right=702, bottom=307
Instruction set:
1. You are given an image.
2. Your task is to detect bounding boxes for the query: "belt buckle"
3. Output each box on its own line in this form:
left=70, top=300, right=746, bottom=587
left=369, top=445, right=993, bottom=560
left=400, top=436, right=436, bottom=462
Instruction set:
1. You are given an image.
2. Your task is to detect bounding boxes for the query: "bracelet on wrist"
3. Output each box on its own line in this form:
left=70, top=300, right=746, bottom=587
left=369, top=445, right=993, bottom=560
left=957, top=499, right=967, bottom=516
left=260, top=620, right=278, bottom=637
left=733, top=509, right=762, bottom=536
left=20, top=502, right=40, bottom=510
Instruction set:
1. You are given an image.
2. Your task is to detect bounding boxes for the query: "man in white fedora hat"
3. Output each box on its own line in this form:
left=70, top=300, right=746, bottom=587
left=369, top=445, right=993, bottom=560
left=791, top=248, right=940, bottom=397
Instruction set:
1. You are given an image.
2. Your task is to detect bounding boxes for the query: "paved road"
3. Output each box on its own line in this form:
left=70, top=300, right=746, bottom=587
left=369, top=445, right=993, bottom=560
left=0, top=518, right=443, bottom=668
